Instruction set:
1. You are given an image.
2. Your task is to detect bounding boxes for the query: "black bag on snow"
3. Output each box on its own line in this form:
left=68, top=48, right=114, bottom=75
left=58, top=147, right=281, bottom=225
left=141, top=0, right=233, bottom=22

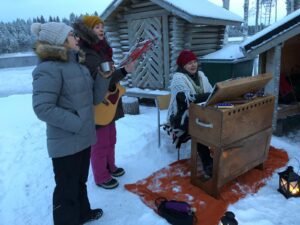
left=155, top=197, right=197, bottom=225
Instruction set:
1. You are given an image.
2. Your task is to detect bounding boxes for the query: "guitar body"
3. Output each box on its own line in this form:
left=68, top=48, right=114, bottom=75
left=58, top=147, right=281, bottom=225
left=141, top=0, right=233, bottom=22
left=94, top=83, right=126, bottom=125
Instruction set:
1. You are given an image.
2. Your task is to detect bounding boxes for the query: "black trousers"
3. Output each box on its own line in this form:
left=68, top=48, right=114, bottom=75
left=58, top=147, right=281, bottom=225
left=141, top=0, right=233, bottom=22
left=197, top=143, right=213, bottom=169
left=52, top=147, right=91, bottom=225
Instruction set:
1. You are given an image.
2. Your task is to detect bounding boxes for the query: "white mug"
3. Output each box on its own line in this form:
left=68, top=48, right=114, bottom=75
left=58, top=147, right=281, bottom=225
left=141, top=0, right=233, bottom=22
left=100, top=62, right=111, bottom=73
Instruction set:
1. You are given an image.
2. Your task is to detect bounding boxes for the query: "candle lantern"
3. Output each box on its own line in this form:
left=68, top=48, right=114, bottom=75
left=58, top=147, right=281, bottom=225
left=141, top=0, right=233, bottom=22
left=278, top=166, right=300, bottom=198
left=218, top=211, right=238, bottom=225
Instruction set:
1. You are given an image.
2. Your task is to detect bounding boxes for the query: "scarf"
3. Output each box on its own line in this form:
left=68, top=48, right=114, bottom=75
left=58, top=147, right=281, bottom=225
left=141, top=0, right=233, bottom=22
left=167, top=70, right=205, bottom=124
left=79, top=38, right=113, bottom=62
left=176, top=67, right=204, bottom=94
left=90, top=39, right=113, bottom=62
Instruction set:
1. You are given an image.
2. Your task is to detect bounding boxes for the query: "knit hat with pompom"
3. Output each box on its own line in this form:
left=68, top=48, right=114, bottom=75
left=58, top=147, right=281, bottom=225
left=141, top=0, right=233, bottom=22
left=82, top=15, right=103, bottom=29
left=31, top=22, right=73, bottom=45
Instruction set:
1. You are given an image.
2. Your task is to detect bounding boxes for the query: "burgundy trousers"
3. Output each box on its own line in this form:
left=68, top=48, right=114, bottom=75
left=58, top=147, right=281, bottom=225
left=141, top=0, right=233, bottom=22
left=91, top=122, right=117, bottom=184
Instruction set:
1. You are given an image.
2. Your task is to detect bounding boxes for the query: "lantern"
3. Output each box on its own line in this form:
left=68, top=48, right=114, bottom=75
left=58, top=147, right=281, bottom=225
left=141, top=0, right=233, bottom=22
left=218, top=211, right=238, bottom=225
left=278, top=166, right=300, bottom=198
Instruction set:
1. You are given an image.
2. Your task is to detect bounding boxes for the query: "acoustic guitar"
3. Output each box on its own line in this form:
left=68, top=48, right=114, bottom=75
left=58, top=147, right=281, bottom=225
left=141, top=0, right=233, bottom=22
left=94, top=83, right=126, bottom=125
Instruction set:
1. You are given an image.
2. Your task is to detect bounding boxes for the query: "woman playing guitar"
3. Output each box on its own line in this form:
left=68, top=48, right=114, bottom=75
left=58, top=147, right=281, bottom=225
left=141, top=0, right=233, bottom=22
left=74, top=15, right=136, bottom=190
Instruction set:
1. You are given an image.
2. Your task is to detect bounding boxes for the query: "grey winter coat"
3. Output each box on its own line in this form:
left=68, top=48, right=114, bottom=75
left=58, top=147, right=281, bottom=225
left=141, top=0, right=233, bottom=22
left=32, top=42, right=111, bottom=158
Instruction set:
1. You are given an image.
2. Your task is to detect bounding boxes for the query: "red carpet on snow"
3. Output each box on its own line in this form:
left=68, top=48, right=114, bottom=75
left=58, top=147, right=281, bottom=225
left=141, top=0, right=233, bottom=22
left=125, top=147, right=288, bottom=225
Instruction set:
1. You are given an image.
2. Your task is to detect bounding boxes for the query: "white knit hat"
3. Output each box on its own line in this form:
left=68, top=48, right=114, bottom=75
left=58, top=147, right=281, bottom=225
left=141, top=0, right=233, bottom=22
left=31, top=22, right=73, bottom=45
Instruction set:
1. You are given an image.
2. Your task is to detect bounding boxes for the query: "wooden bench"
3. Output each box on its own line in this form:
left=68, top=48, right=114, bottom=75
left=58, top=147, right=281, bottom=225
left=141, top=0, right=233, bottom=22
left=124, top=87, right=171, bottom=147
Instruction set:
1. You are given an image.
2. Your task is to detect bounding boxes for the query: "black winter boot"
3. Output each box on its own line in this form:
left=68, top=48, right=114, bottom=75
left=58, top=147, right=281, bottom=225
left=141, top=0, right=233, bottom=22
left=98, top=178, right=119, bottom=189
left=110, top=167, right=125, bottom=177
left=80, top=208, right=103, bottom=224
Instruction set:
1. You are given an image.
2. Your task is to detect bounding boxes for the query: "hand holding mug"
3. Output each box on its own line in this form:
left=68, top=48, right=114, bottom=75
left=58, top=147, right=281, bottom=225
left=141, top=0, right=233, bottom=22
left=98, top=61, right=115, bottom=78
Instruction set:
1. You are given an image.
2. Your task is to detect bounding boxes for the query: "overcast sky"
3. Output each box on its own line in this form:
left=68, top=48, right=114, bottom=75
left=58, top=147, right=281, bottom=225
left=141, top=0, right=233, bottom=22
left=0, top=0, right=112, bottom=22
left=0, top=0, right=287, bottom=24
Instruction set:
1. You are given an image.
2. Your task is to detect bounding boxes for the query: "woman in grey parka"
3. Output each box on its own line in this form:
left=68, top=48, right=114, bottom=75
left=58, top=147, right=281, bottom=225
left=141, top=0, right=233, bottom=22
left=31, top=22, right=111, bottom=225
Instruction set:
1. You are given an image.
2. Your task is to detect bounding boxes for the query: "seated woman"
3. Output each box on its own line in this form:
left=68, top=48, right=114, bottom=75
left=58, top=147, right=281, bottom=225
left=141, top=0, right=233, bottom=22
left=167, top=50, right=213, bottom=177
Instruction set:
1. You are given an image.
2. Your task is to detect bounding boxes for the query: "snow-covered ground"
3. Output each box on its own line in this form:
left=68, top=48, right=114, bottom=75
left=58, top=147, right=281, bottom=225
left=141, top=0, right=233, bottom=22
left=0, top=51, right=34, bottom=59
left=0, top=66, right=33, bottom=97
left=0, top=66, right=300, bottom=225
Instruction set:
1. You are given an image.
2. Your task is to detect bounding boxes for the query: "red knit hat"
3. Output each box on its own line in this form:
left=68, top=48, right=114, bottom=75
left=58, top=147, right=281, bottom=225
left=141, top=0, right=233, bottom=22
left=176, top=50, right=197, bottom=68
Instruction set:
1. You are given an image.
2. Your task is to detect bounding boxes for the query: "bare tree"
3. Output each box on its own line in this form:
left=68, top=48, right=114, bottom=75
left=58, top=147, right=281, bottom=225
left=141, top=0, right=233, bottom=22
left=286, top=0, right=293, bottom=14
left=254, top=0, right=282, bottom=33
left=222, top=0, right=230, bottom=9
left=274, top=0, right=278, bottom=21
left=243, top=0, right=250, bottom=38
left=260, top=0, right=274, bottom=25
left=222, top=0, right=230, bottom=44
left=286, top=0, right=300, bottom=13
left=296, top=0, right=300, bottom=10
left=255, top=0, right=260, bottom=33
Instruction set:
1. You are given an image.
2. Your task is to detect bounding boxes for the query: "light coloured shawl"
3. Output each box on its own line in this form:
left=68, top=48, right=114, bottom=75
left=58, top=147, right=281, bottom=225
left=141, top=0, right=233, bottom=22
left=167, top=71, right=213, bottom=125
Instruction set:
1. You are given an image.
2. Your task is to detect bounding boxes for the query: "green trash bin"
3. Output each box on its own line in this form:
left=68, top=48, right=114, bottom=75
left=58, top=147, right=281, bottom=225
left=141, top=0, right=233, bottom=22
left=199, top=44, right=254, bottom=86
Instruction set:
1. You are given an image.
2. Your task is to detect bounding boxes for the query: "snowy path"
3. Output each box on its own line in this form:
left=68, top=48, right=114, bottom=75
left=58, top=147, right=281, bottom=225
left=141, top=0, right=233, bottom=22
left=0, top=94, right=179, bottom=225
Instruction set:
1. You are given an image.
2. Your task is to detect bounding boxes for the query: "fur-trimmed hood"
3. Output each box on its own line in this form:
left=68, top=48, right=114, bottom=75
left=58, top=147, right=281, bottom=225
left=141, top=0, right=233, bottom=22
left=73, top=19, right=99, bottom=45
left=33, top=41, right=85, bottom=63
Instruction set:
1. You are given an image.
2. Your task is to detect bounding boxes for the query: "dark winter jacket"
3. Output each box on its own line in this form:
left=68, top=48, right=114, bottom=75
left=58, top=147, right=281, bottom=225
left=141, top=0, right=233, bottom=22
left=32, top=42, right=111, bottom=158
left=73, top=20, right=127, bottom=128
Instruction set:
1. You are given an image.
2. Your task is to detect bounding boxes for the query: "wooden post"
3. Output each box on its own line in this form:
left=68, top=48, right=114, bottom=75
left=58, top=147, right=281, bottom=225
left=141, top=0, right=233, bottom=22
left=264, top=45, right=281, bottom=131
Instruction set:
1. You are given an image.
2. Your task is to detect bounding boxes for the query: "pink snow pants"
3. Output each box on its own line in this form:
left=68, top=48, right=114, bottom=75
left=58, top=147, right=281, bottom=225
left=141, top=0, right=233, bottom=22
left=91, top=122, right=117, bottom=185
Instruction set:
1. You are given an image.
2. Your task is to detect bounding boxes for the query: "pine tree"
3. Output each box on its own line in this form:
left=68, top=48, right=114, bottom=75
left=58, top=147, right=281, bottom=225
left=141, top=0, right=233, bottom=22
left=62, top=18, right=69, bottom=25
left=0, top=22, right=10, bottom=53
left=5, top=23, right=19, bottom=52
left=0, top=12, right=81, bottom=53
left=16, top=19, right=31, bottom=51
left=69, top=13, right=76, bottom=24
left=40, top=15, right=46, bottom=23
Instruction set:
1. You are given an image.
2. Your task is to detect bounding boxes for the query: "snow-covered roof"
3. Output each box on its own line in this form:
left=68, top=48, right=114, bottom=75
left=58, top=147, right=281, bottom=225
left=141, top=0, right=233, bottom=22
left=101, top=0, right=243, bottom=26
left=240, top=9, right=300, bottom=56
left=201, top=44, right=245, bottom=62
